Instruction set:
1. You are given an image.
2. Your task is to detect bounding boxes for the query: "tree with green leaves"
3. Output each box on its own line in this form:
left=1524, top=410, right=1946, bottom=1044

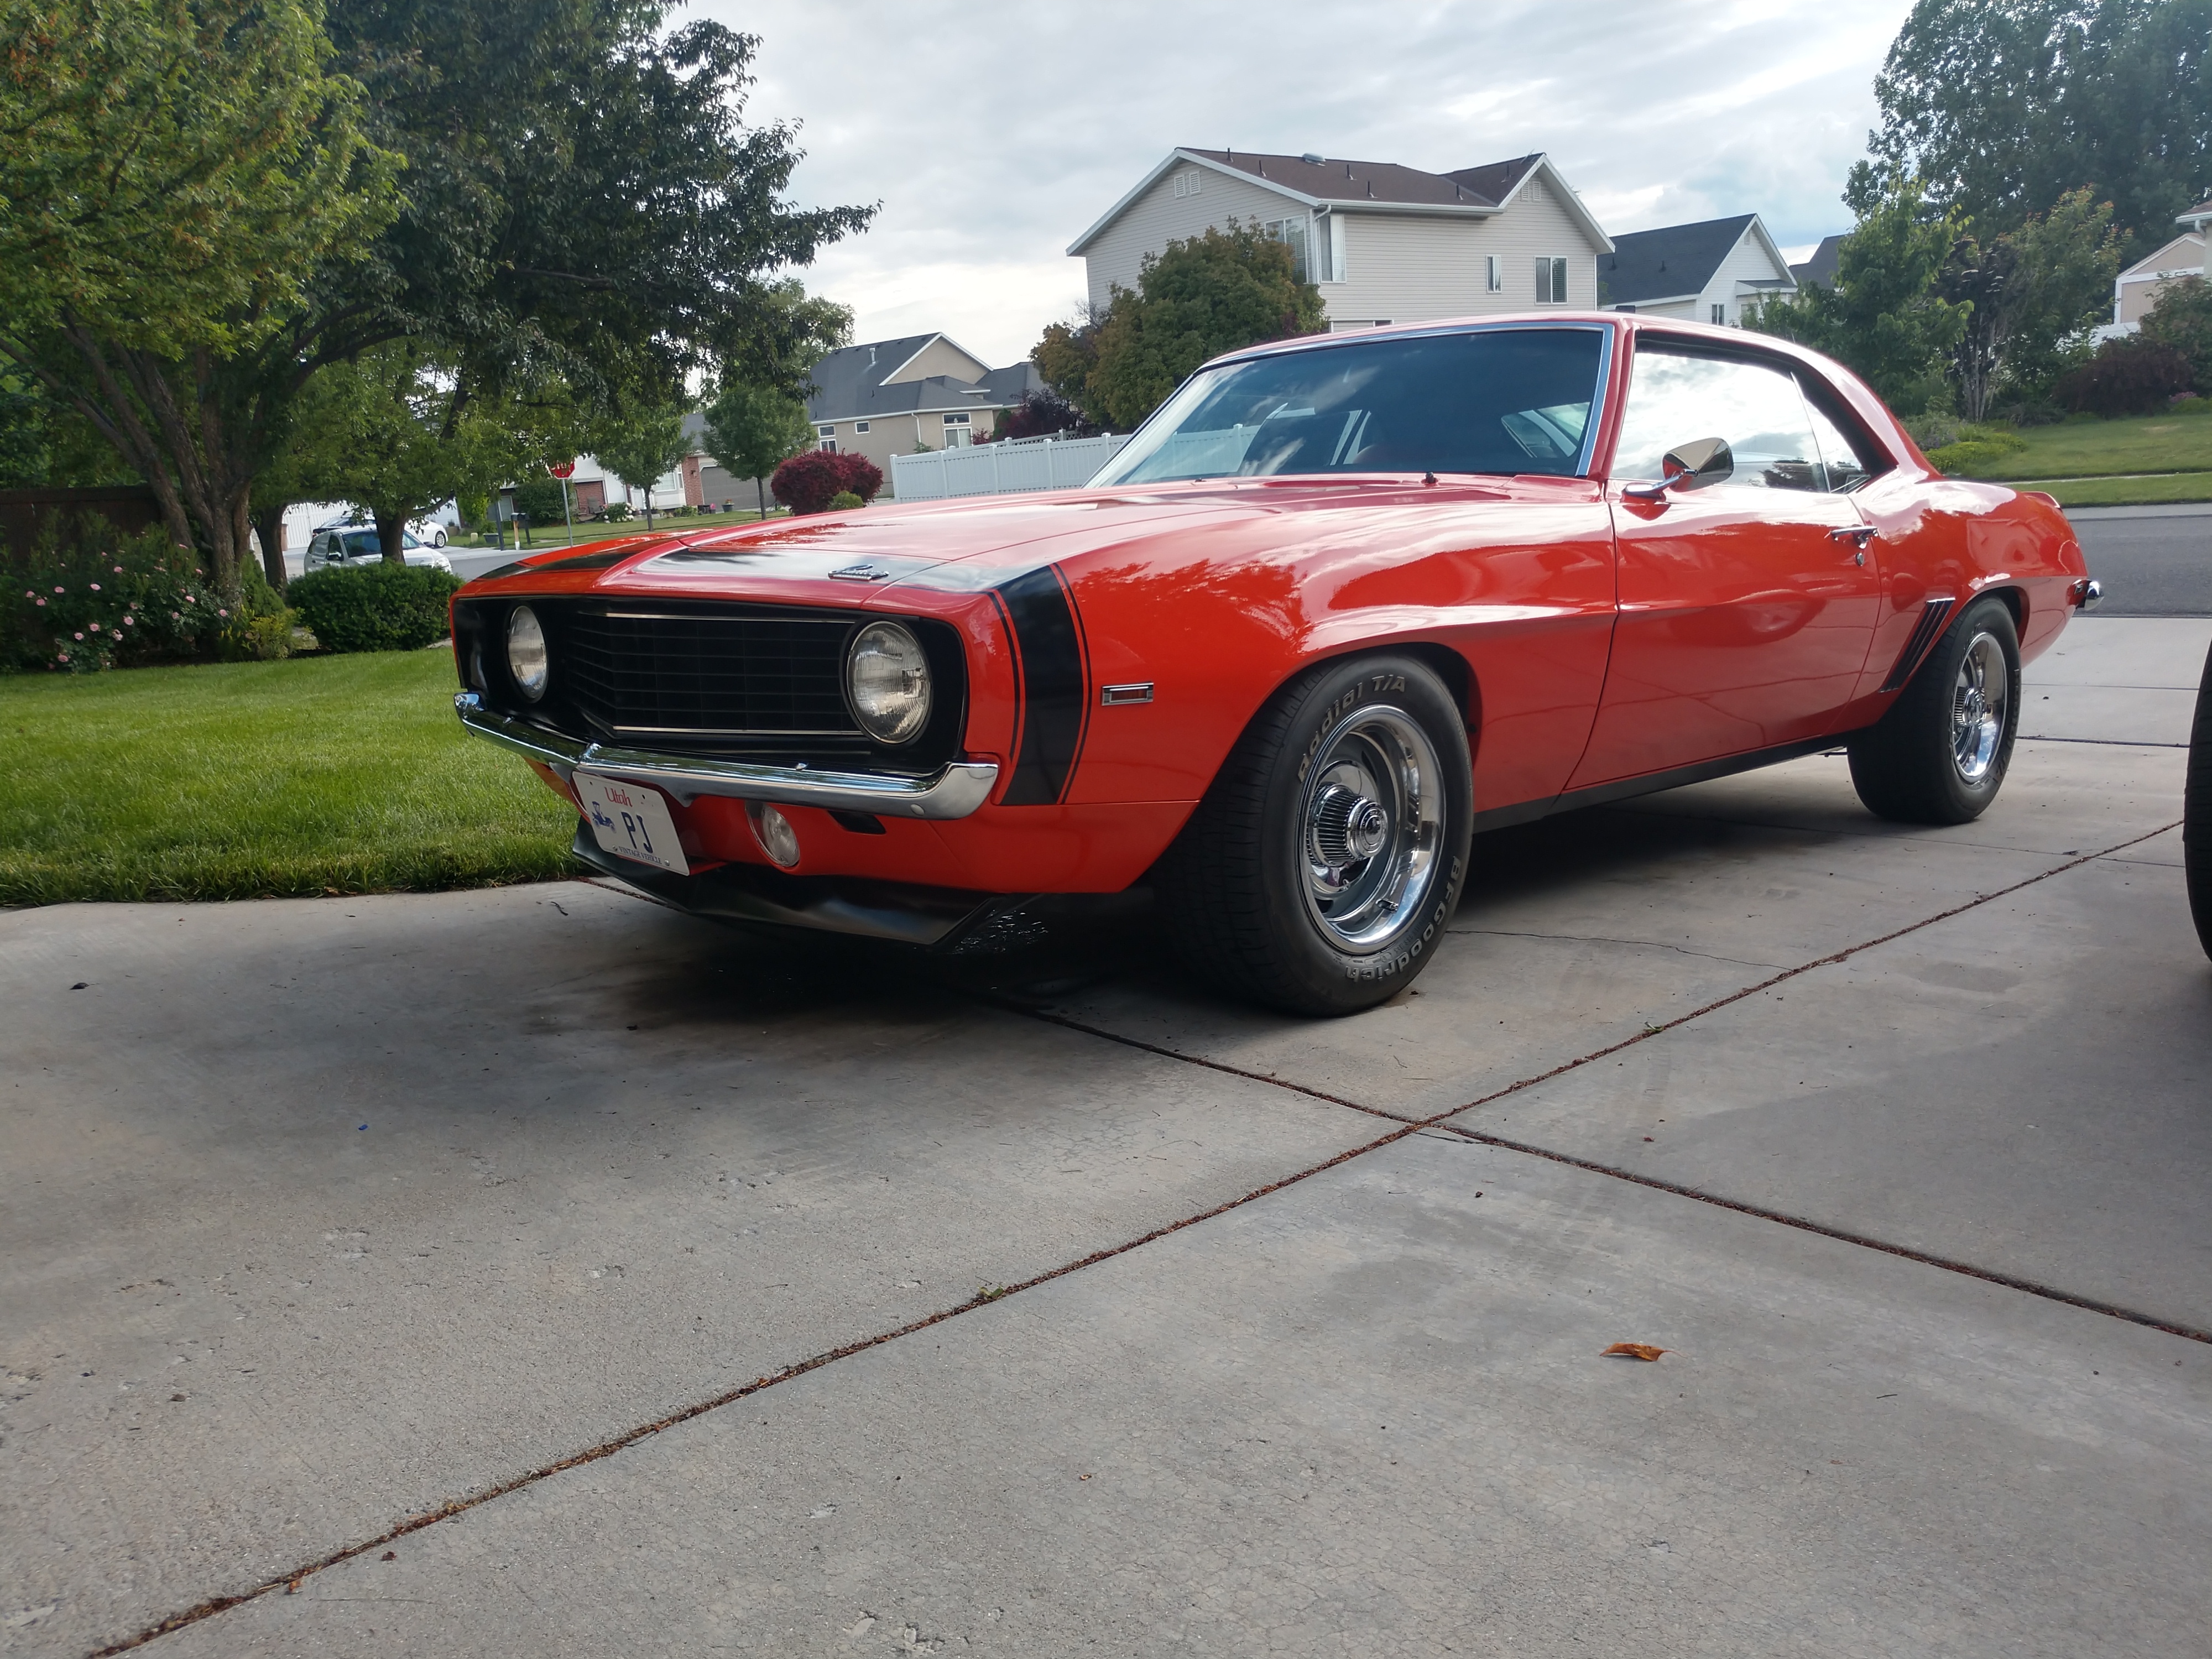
left=1871, top=0, right=2212, bottom=261
left=3, top=0, right=872, bottom=597
left=702, top=380, right=818, bottom=519
left=2141, top=274, right=2212, bottom=388
left=1037, top=225, right=1325, bottom=431
left=593, top=403, right=691, bottom=530
left=1939, top=187, right=2122, bottom=419
left=0, top=0, right=397, bottom=589
left=1751, top=169, right=1972, bottom=414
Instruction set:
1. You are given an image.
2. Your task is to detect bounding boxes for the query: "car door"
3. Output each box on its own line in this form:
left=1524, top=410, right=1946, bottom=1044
left=1568, top=342, right=1881, bottom=786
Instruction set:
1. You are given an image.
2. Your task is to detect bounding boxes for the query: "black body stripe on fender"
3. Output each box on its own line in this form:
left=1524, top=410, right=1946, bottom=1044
left=1880, top=596, right=1955, bottom=692
left=995, top=565, right=1090, bottom=805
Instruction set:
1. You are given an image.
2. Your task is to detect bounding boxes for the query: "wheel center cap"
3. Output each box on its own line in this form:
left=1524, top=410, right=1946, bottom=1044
left=1311, top=785, right=1390, bottom=867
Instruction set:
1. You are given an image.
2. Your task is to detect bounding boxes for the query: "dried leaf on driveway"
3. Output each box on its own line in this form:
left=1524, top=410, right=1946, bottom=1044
left=1601, top=1342, right=1667, bottom=1361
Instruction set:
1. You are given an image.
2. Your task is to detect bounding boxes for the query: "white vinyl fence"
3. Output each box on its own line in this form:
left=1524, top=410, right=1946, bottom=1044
left=890, top=432, right=1130, bottom=500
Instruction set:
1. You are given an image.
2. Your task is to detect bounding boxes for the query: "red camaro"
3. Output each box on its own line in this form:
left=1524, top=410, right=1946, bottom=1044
left=454, top=314, right=2097, bottom=1014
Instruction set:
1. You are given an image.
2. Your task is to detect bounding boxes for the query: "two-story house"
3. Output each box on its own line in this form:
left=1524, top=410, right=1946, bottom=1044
left=1070, top=148, right=1613, bottom=331
left=1598, top=214, right=1797, bottom=325
left=804, top=335, right=1040, bottom=483
left=2105, top=199, right=2212, bottom=336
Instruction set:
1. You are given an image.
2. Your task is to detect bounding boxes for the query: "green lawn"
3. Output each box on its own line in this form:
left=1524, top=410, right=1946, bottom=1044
left=0, top=649, right=578, bottom=906
left=2010, top=471, right=2212, bottom=507
left=1961, top=410, right=2212, bottom=481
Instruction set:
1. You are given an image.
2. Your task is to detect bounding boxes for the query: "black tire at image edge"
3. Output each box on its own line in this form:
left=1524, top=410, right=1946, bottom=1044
left=2187, top=639, right=2212, bottom=961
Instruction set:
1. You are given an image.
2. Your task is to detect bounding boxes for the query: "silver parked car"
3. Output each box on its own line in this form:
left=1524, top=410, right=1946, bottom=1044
left=302, top=525, right=454, bottom=575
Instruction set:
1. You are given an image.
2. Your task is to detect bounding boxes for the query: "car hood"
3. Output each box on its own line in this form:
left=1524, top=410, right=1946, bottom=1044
left=461, top=477, right=1566, bottom=602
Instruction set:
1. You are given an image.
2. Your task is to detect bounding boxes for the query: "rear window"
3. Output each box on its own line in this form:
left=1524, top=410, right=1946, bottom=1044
left=1092, top=327, right=1608, bottom=486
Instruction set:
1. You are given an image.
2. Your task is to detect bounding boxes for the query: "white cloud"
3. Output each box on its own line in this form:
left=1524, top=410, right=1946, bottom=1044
left=707, top=0, right=1914, bottom=366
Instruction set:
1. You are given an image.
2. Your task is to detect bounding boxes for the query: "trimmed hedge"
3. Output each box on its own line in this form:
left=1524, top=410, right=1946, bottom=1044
left=288, top=562, right=463, bottom=653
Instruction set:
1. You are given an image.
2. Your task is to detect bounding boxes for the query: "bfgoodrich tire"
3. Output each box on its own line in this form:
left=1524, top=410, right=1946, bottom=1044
left=2187, top=639, right=2212, bottom=960
left=1156, top=654, right=1473, bottom=1016
left=1849, top=594, right=2022, bottom=825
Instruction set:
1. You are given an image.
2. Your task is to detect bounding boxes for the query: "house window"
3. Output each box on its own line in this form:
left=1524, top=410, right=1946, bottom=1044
left=942, top=411, right=971, bottom=424
left=1319, top=214, right=1348, bottom=282
left=1711, top=302, right=1728, bottom=326
left=1264, top=216, right=1312, bottom=284
left=854, top=421, right=870, bottom=433
left=817, top=439, right=837, bottom=454
left=1486, top=255, right=1503, bottom=294
left=1172, top=169, right=1202, bottom=199
left=1536, top=257, right=1569, bottom=304
left=817, top=425, right=834, bottom=439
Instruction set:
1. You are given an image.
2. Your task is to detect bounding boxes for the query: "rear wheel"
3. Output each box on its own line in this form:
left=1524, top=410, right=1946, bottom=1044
left=1850, top=594, right=2021, bottom=825
left=1156, top=654, right=1473, bottom=1015
left=2187, top=640, right=2212, bottom=959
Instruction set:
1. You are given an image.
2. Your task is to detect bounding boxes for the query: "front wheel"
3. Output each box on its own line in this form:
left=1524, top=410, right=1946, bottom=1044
left=1850, top=594, right=2022, bottom=825
left=1156, top=654, right=1473, bottom=1015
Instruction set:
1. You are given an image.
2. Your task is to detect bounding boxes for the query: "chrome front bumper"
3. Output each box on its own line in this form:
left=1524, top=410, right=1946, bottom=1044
left=454, top=692, right=1000, bottom=819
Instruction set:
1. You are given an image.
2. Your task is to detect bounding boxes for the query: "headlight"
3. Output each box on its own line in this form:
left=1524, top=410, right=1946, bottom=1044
left=845, top=620, right=930, bottom=743
left=507, top=605, right=549, bottom=701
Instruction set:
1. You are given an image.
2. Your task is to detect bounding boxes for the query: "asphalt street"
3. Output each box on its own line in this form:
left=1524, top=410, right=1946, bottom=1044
left=3, top=615, right=2207, bottom=1657
left=2067, top=503, right=2212, bottom=615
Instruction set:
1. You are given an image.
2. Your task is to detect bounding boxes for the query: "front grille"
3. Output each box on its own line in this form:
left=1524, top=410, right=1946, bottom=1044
left=558, top=605, right=859, bottom=738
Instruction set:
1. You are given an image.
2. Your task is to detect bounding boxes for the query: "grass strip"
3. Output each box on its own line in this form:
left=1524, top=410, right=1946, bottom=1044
left=2012, top=471, right=2212, bottom=507
left=0, top=649, right=577, bottom=905
left=1961, top=410, right=2212, bottom=482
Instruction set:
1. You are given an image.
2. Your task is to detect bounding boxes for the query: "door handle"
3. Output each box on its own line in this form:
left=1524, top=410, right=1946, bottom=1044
left=1830, top=524, right=1876, bottom=565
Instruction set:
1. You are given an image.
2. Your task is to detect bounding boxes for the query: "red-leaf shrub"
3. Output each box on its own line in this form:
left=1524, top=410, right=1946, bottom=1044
left=2056, top=337, right=2195, bottom=416
left=832, top=451, right=883, bottom=503
left=770, top=450, right=885, bottom=513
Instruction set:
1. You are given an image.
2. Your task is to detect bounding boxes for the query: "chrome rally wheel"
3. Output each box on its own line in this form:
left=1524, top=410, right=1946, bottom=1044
left=1156, top=653, right=1473, bottom=1016
left=1301, top=706, right=1445, bottom=951
left=1951, top=629, right=2010, bottom=785
left=1850, top=593, right=2021, bottom=826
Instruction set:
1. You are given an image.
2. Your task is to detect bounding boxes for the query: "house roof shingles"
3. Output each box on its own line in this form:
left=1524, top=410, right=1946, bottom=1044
left=1599, top=214, right=1761, bottom=306
left=1790, top=233, right=1845, bottom=289
left=802, top=336, right=1041, bottom=423
left=1178, top=148, right=1542, bottom=209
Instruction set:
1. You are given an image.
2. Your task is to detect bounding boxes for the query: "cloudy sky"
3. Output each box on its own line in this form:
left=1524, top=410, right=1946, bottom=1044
left=706, top=0, right=1916, bottom=368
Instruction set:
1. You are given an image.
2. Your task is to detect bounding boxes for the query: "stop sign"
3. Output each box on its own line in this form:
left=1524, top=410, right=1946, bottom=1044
left=550, top=460, right=576, bottom=479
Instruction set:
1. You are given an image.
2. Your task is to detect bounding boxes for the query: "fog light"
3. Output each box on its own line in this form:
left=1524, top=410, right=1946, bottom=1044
left=749, top=802, right=801, bottom=868
left=507, top=605, right=549, bottom=700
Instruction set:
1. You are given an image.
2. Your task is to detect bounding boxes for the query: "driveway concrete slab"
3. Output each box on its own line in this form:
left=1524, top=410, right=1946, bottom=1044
left=0, top=886, right=1374, bottom=1657
left=1442, top=846, right=2212, bottom=1333
left=150, top=1136, right=2211, bottom=1658
left=1044, top=740, right=2181, bottom=1123
left=2020, top=615, right=2209, bottom=743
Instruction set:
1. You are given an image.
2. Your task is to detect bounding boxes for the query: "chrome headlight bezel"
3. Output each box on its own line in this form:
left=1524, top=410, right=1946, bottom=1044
left=506, top=604, right=550, bottom=701
left=844, top=619, right=932, bottom=745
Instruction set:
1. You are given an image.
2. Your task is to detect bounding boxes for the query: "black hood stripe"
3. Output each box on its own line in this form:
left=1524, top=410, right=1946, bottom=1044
left=995, top=566, right=1090, bottom=806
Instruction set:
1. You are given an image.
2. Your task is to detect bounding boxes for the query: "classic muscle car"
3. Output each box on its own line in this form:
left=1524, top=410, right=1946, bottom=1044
left=452, top=313, right=2098, bottom=1014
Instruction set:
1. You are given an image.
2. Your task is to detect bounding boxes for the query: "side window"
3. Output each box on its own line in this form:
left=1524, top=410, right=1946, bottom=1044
left=1610, top=348, right=1822, bottom=491
left=1798, top=383, right=1883, bottom=492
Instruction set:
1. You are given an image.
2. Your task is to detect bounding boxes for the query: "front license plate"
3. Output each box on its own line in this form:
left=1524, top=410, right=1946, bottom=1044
left=573, top=771, right=688, bottom=874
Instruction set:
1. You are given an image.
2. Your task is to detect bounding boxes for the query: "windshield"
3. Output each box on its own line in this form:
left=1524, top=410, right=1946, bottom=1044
left=1092, top=327, right=1607, bottom=487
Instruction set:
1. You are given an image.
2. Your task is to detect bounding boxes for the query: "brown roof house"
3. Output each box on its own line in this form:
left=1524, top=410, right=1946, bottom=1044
left=1070, top=148, right=1613, bottom=331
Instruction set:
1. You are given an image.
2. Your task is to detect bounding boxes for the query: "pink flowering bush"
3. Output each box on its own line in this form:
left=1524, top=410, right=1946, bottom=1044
left=6, top=522, right=291, bottom=672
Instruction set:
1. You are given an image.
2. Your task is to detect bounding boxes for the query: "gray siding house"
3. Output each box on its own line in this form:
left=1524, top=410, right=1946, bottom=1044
left=1070, top=148, right=1613, bottom=331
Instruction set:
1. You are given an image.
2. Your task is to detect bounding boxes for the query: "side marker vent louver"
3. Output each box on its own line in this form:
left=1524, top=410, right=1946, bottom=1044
left=1880, top=596, right=1955, bottom=692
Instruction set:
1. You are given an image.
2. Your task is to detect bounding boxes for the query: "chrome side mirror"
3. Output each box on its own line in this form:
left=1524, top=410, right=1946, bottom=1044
left=1621, top=436, right=1734, bottom=500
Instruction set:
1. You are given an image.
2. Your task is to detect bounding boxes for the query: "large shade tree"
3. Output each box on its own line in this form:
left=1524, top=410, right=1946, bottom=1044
left=1037, top=225, right=1324, bottom=431
left=1871, top=0, right=2212, bottom=260
left=2, top=0, right=873, bottom=589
